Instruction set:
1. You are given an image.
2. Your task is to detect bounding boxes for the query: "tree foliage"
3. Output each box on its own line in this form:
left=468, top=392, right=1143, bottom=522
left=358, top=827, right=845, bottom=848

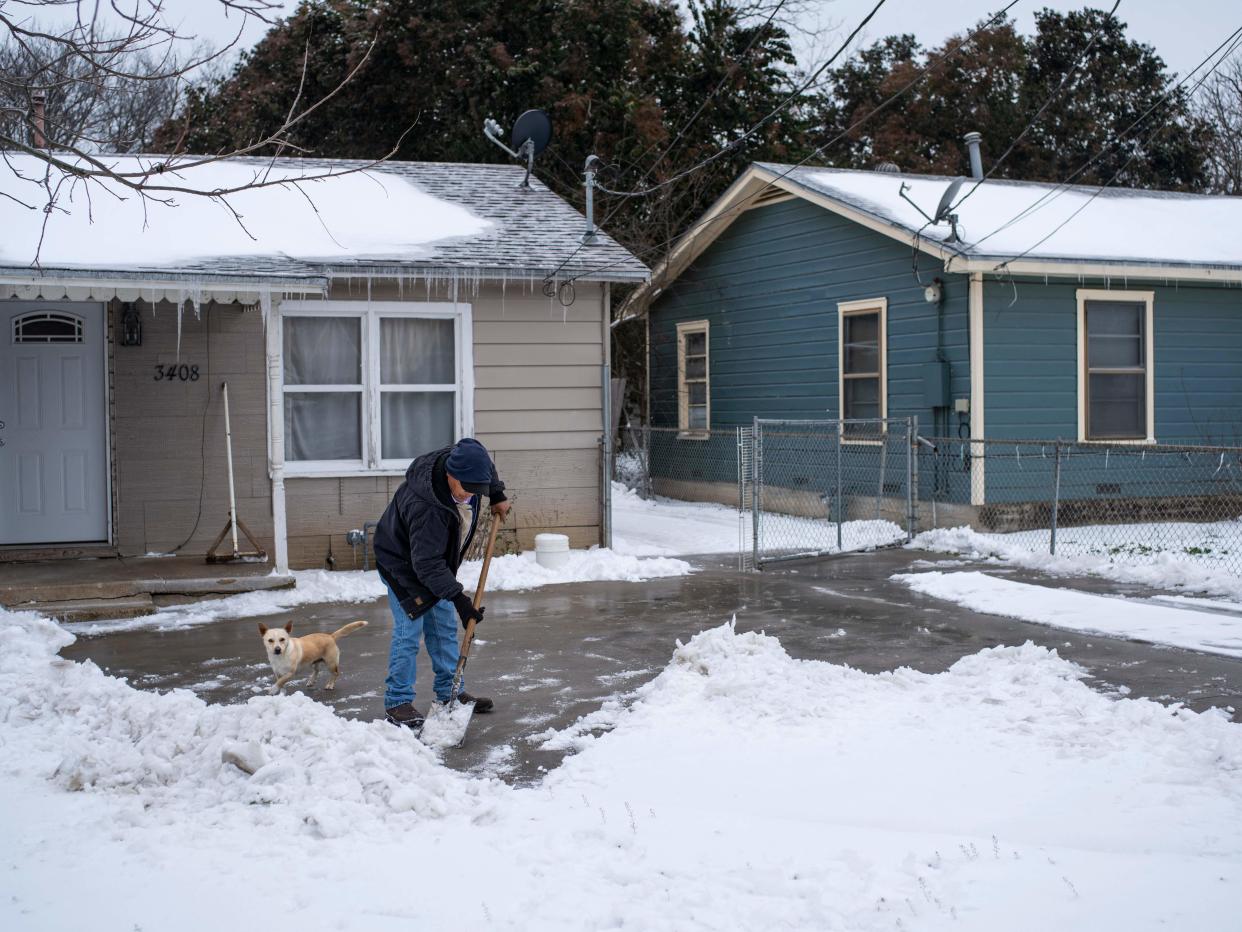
left=816, top=9, right=1213, bottom=190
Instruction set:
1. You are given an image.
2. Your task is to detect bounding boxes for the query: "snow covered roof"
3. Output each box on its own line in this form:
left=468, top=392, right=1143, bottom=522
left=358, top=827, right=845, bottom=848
left=759, top=162, right=1242, bottom=275
left=0, top=153, right=648, bottom=289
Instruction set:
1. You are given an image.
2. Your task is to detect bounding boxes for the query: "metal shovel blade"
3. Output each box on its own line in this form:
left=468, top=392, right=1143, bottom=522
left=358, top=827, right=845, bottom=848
left=419, top=698, right=475, bottom=750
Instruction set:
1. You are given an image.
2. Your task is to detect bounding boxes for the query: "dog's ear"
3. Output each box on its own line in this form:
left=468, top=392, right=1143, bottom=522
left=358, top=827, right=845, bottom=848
left=258, top=623, right=267, bottom=635
left=284, top=621, right=293, bottom=633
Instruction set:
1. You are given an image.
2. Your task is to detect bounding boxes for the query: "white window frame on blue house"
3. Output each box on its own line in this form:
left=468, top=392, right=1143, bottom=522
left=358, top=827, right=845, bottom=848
left=278, top=300, right=475, bottom=475
left=676, top=319, right=710, bottom=439
left=838, top=297, right=887, bottom=442
left=1075, top=289, right=1155, bottom=444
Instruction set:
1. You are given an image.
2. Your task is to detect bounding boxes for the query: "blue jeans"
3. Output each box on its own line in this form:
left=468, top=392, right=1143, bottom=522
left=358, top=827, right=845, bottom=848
left=383, top=585, right=461, bottom=709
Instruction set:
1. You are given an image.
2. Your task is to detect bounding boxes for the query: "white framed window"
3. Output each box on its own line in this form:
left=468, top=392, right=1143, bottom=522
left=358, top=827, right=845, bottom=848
left=676, top=320, right=709, bottom=437
left=280, top=301, right=474, bottom=474
left=838, top=297, right=887, bottom=437
left=1076, top=289, right=1154, bottom=443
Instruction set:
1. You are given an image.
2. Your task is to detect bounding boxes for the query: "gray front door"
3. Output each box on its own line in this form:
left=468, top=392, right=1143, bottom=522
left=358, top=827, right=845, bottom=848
left=0, top=301, right=108, bottom=544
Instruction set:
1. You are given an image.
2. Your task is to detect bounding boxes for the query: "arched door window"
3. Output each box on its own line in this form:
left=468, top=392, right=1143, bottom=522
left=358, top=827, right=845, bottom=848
left=12, top=311, right=84, bottom=344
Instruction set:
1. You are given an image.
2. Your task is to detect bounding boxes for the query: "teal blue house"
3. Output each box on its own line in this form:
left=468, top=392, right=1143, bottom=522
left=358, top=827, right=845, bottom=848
left=627, top=162, right=1242, bottom=517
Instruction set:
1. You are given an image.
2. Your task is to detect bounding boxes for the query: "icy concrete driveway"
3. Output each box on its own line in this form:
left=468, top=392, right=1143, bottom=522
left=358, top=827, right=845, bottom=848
left=62, top=549, right=1242, bottom=782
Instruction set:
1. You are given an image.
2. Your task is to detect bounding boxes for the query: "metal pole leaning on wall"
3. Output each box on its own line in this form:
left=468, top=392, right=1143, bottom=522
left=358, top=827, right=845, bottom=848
left=874, top=423, right=888, bottom=524
left=752, top=417, right=762, bottom=569
left=601, top=364, right=613, bottom=548
left=907, top=416, right=917, bottom=541
left=1050, top=440, right=1063, bottom=555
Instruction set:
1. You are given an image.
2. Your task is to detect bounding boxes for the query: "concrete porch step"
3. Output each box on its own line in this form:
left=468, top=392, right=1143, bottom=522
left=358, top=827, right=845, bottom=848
left=12, top=594, right=156, bottom=623
left=0, top=573, right=295, bottom=608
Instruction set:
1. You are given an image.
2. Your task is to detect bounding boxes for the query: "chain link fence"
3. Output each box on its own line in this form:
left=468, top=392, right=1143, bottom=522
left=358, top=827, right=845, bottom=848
left=918, top=437, right=1242, bottom=574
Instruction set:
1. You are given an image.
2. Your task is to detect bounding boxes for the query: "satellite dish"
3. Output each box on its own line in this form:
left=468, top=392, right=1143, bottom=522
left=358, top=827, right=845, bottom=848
left=934, top=177, right=967, bottom=223
left=511, top=109, right=552, bottom=156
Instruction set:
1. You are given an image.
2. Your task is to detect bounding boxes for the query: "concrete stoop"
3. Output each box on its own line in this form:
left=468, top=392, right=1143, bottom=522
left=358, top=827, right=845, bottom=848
left=1, top=573, right=296, bottom=622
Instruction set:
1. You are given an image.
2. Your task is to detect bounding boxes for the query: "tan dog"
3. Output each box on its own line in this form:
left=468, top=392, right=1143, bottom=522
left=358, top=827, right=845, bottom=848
left=258, top=620, right=368, bottom=694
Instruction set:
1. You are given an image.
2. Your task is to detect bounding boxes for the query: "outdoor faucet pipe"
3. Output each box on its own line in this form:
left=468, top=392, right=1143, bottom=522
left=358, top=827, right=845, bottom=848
left=222, top=381, right=239, bottom=557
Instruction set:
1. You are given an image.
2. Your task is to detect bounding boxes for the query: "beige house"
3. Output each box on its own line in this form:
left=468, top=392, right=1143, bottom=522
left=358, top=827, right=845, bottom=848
left=0, top=155, right=646, bottom=571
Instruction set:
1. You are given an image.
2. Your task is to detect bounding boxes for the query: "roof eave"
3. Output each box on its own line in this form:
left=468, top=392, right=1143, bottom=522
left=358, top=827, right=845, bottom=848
left=947, top=255, right=1242, bottom=283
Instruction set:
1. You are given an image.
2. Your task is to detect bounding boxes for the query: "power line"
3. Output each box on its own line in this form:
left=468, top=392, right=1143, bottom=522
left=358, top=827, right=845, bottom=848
left=565, top=0, right=1025, bottom=288
left=542, top=0, right=884, bottom=284
left=985, top=25, right=1242, bottom=272
left=965, top=23, right=1242, bottom=260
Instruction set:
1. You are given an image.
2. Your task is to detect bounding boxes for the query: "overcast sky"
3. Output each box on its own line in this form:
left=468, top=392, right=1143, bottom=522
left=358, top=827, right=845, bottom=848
left=32, top=0, right=1242, bottom=85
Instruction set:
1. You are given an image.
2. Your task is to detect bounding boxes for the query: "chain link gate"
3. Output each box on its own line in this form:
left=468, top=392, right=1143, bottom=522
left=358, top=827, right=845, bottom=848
left=741, top=418, right=917, bottom=568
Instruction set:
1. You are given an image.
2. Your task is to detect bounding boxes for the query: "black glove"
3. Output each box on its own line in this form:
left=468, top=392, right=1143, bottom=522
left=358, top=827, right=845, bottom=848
left=452, top=592, right=484, bottom=629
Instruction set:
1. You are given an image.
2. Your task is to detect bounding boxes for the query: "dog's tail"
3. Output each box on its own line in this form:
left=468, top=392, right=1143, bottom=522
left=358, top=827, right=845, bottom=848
left=330, top=620, right=368, bottom=640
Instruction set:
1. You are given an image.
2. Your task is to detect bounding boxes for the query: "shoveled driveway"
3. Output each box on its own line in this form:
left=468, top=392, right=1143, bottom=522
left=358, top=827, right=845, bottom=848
left=62, top=549, right=1242, bottom=783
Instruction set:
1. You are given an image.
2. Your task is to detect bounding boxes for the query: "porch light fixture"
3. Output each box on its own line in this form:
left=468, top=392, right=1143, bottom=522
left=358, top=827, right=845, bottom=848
left=923, top=279, right=943, bottom=304
left=120, top=302, right=142, bottom=346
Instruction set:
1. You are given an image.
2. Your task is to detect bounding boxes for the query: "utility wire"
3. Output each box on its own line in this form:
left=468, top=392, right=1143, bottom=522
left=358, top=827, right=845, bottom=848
left=542, top=0, right=877, bottom=284
left=986, top=24, right=1242, bottom=272
left=566, top=0, right=1025, bottom=289
left=964, top=23, right=1242, bottom=259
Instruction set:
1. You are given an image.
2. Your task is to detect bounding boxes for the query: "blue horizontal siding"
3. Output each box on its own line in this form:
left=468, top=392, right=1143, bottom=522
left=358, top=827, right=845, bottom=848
left=649, top=197, right=971, bottom=436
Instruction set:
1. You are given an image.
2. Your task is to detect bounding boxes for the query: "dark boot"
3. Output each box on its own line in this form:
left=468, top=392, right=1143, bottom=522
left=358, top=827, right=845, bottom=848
left=455, top=691, right=494, bottom=713
left=385, top=702, right=425, bottom=729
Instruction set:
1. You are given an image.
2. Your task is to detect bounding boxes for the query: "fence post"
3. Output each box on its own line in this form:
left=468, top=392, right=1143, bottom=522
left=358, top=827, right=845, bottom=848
left=641, top=423, right=651, bottom=500
left=1050, top=440, right=1063, bottom=556
left=907, top=416, right=917, bottom=540
left=836, top=420, right=844, bottom=551
left=752, top=417, right=762, bottom=569
left=874, top=422, right=888, bottom=524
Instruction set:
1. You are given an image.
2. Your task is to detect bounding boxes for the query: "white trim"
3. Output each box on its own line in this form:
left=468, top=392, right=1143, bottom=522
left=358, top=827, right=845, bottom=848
left=101, top=302, right=114, bottom=546
left=837, top=297, right=887, bottom=442
left=264, top=294, right=289, bottom=573
left=969, top=273, right=985, bottom=506
left=947, top=256, right=1242, bottom=283
left=1076, top=288, right=1156, bottom=444
left=675, top=319, right=710, bottom=438
left=278, top=300, right=474, bottom=477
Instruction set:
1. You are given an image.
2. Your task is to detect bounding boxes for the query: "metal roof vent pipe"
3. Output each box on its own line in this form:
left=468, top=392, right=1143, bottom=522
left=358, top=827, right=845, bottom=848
left=964, top=131, right=984, bottom=180
left=30, top=92, right=47, bottom=148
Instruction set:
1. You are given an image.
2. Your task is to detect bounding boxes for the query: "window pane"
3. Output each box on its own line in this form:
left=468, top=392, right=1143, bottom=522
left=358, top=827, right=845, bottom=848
left=685, top=356, right=707, bottom=379
left=684, top=331, right=706, bottom=355
left=283, top=317, right=360, bottom=385
left=284, top=392, right=361, bottom=460
left=1087, top=303, right=1143, bottom=368
left=843, top=377, right=880, bottom=420
left=382, top=392, right=455, bottom=461
left=844, top=313, right=879, bottom=373
left=381, top=318, right=455, bottom=384
left=1089, top=373, right=1145, bottom=438
left=688, top=383, right=707, bottom=406
left=687, top=406, right=708, bottom=429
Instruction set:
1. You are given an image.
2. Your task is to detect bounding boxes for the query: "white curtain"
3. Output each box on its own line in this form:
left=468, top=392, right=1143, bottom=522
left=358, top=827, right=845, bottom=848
left=285, top=393, right=362, bottom=461
left=382, top=392, right=454, bottom=460
left=283, top=316, right=362, bottom=460
left=381, top=317, right=454, bottom=384
left=284, top=316, right=360, bottom=384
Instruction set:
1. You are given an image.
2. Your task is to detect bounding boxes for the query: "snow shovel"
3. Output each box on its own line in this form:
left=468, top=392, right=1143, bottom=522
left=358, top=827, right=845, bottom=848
left=420, top=512, right=502, bottom=750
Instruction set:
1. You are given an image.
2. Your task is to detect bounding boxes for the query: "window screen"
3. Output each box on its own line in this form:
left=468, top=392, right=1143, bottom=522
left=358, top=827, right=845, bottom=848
left=282, top=316, right=363, bottom=461
left=1085, top=301, right=1147, bottom=440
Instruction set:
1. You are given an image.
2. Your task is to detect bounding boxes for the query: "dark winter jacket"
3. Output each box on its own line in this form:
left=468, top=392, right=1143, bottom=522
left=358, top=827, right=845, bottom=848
left=373, top=445, right=506, bottom=618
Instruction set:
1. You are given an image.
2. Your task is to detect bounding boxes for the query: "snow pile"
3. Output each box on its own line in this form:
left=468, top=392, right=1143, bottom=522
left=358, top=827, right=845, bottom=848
left=912, top=523, right=1242, bottom=600
left=0, top=609, right=498, bottom=837
left=896, top=570, right=1242, bottom=658
left=611, top=481, right=905, bottom=557
left=2, top=611, right=1241, bottom=929
left=1, top=153, right=490, bottom=268
left=71, top=548, right=691, bottom=635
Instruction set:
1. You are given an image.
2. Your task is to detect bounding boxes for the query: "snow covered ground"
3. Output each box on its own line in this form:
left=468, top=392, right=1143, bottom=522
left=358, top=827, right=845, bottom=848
left=2, top=609, right=1240, bottom=930
left=913, top=523, right=1242, bottom=601
left=611, top=482, right=904, bottom=557
left=896, top=571, right=1242, bottom=659
left=69, top=548, right=692, bottom=636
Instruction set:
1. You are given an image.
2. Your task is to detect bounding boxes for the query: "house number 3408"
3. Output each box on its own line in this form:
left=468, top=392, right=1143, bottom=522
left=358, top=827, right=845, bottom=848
left=153, top=364, right=200, bottom=381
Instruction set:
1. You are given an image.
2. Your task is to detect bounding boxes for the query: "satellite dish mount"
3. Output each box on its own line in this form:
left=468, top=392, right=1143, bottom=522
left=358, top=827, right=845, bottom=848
left=483, top=109, right=553, bottom=188
left=899, top=176, right=966, bottom=242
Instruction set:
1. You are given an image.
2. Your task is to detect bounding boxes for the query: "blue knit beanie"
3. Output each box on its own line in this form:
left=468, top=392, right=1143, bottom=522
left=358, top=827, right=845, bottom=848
left=445, top=438, right=492, bottom=493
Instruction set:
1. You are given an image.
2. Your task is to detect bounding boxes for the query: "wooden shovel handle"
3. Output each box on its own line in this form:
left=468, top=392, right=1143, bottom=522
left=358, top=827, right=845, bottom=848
left=458, top=511, right=502, bottom=667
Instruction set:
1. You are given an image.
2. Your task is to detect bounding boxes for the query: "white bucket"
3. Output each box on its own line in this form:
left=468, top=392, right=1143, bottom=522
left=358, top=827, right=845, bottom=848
left=534, top=533, right=571, bottom=571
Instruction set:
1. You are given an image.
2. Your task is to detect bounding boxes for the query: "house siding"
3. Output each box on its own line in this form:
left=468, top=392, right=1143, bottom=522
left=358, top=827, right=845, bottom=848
left=283, top=280, right=605, bottom=568
left=651, top=197, right=971, bottom=430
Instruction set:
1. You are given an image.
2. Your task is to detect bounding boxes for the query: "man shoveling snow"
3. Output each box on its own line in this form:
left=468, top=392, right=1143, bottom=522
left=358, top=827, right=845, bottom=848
left=373, top=438, right=510, bottom=730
